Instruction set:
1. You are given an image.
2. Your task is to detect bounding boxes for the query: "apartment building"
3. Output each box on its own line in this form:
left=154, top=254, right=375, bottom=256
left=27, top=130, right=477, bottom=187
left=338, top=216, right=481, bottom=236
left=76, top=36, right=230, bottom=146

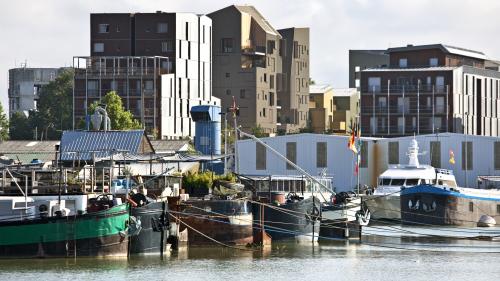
left=309, top=85, right=359, bottom=134
left=349, top=50, right=389, bottom=89
left=209, top=5, right=310, bottom=134
left=277, top=27, right=310, bottom=133
left=309, top=85, right=334, bottom=133
left=74, top=12, right=219, bottom=139
left=8, top=67, right=64, bottom=116
left=360, top=44, right=500, bottom=137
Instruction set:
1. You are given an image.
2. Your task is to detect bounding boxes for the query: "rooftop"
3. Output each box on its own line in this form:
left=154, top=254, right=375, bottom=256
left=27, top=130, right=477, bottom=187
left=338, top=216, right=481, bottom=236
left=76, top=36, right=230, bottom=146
left=233, top=5, right=280, bottom=37
left=387, top=44, right=487, bottom=60
left=362, top=66, right=457, bottom=72
left=309, top=84, right=333, bottom=94
left=332, top=88, right=358, bottom=97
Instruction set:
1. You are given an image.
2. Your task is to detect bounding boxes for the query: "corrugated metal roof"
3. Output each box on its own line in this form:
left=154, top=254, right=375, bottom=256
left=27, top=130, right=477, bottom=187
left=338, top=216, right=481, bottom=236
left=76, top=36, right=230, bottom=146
left=60, top=130, right=146, bottom=161
left=0, top=141, right=59, bottom=153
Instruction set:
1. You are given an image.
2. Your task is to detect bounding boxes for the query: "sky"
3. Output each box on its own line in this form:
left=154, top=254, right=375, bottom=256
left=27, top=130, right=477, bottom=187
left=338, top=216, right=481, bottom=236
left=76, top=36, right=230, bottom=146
left=1, top=0, right=500, bottom=115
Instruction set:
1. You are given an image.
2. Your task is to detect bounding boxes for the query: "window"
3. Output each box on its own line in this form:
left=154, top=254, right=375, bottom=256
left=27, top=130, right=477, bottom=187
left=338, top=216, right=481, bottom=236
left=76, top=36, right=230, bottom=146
left=286, top=142, right=297, bottom=170
left=221, top=38, right=233, bottom=53
left=368, top=77, right=381, bottom=92
left=110, top=80, right=117, bottom=91
left=98, top=24, right=109, bottom=33
left=381, top=179, right=391, bottom=186
left=406, top=179, right=419, bottom=186
left=360, top=141, right=368, bottom=168
left=378, top=97, right=387, bottom=107
left=256, top=143, right=266, bottom=170
left=469, top=202, right=474, bottom=212
left=145, top=80, right=154, bottom=91
left=270, top=75, right=275, bottom=89
left=430, top=57, right=438, bottom=67
left=388, top=142, right=399, bottom=164
left=87, top=80, right=98, bottom=97
left=293, top=41, right=299, bottom=58
left=157, top=22, right=168, bottom=33
left=225, top=73, right=230, bottom=78
left=391, top=179, right=405, bottom=186
left=226, top=89, right=231, bottom=96
left=93, top=43, right=104, bottom=53
left=462, top=141, right=473, bottom=170
left=497, top=205, right=500, bottom=214
left=185, top=22, right=189, bottom=40
left=316, top=142, right=327, bottom=168
left=399, top=58, right=408, bottom=68
left=267, top=40, right=275, bottom=54
left=430, top=141, right=441, bottom=168
left=240, top=89, right=246, bottom=99
left=161, top=41, right=173, bottom=53
left=495, top=142, right=500, bottom=170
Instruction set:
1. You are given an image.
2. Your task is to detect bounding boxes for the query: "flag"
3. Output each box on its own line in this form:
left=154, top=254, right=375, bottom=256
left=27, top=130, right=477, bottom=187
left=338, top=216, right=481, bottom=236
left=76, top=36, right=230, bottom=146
left=449, top=149, right=455, bottom=165
left=348, top=129, right=358, bottom=153
left=348, top=122, right=358, bottom=154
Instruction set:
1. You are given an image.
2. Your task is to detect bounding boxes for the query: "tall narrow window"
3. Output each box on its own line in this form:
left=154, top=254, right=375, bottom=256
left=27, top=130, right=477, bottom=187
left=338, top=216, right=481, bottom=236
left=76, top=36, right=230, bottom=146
left=286, top=142, right=297, bottom=170
left=430, top=141, right=441, bottom=168
left=388, top=142, right=399, bottom=164
left=316, top=142, right=327, bottom=168
left=256, top=143, right=266, bottom=170
left=360, top=141, right=368, bottom=168
left=494, top=142, right=500, bottom=170
left=462, top=141, right=473, bottom=170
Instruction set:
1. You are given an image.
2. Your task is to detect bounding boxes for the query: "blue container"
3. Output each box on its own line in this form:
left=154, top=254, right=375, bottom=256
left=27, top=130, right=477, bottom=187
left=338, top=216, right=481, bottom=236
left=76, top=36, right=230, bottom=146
left=190, top=105, right=221, bottom=155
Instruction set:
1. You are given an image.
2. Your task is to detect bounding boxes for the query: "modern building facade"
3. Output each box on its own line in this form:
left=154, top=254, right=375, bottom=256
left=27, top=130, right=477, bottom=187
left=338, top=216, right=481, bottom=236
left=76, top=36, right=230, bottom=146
left=309, top=84, right=334, bottom=133
left=74, top=12, right=219, bottom=139
left=359, top=44, right=500, bottom=137
left=309, top=86, right=359, bottom=134
left=8, top=67, right=64, bottom=116
left=209, top=5, right=310, bottom=135
left=277, top=27, right=310, bottom=133
left=349, top=50, right=389, bottom=89
left=236, top=132, right=500, bottom=191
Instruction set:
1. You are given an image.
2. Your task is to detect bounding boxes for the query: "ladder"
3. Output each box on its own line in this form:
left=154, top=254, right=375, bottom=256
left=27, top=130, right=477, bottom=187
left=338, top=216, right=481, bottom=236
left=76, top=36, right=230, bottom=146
left=66, top=216, right=77, bottom=258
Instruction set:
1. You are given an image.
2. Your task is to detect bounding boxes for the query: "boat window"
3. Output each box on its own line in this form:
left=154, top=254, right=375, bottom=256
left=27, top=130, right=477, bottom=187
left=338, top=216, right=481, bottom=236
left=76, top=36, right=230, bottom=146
left=381, top=178, right=391, bottom=186
left=405, top=179, right=419, bottom=186
left=391, top=179, right=405, bottom=186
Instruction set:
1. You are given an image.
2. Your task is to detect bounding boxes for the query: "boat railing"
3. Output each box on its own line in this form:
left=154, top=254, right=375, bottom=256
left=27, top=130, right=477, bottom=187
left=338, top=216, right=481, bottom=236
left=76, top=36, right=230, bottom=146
left=435, top=168, right=454, bottom=175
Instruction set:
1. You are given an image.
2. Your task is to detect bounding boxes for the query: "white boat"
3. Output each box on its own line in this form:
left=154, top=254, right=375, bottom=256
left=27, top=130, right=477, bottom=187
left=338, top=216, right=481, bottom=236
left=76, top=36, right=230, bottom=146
left=365, top=138, right=457, bottom=221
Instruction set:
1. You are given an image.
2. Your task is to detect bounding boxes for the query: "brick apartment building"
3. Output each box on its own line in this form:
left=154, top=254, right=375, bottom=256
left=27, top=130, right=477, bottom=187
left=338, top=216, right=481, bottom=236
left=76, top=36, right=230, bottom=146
left=73, top=12, right=219, bottom=139
left=208, top=5, right=310, bottom=134
left=360, top=44, right=500, bottom=137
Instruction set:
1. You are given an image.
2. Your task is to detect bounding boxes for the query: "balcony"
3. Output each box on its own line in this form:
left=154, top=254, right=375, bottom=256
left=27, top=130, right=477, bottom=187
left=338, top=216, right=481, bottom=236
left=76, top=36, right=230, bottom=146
left=362, top=84, right=448, bottom=94
left=241, top=45, right=266, bottom=56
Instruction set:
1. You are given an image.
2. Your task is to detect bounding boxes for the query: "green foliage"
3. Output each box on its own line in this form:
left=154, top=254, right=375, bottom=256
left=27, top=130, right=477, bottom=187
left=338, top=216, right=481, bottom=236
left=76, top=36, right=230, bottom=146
left=9, top=69, right=74, bottom=140
left=35, top=69, right=74, bottom=139
left=250, top=124, right=268, bottom=138
left=9, top=112, right=32, bottom=140
left=0, top=102, right=8, bottom=141
left=182, top=171, right=236, bottom=190
left=89, top=91, right=142, bottom=130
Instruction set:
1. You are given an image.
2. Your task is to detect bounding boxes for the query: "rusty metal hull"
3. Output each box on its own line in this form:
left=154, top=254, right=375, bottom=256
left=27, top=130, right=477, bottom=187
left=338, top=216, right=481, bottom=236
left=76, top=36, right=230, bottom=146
left=178, top=200, right=253, bottom=246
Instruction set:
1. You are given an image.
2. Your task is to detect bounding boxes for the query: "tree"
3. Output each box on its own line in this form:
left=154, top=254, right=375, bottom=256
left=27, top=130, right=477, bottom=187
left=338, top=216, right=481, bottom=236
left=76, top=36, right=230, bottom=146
left=309, top=78, right=316, bottom=85
left=35, top=68, right=74, bottom=139
left=0, top=102, right=9, bottom=141
left=9, top=112, right=32, bottom=140
left=89, top=91, right=142, bottom=130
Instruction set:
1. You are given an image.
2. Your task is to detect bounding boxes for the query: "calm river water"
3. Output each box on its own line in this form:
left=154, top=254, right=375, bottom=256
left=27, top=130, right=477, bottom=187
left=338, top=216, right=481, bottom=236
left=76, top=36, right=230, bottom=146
left=1, top=226, right=500, bottom=281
